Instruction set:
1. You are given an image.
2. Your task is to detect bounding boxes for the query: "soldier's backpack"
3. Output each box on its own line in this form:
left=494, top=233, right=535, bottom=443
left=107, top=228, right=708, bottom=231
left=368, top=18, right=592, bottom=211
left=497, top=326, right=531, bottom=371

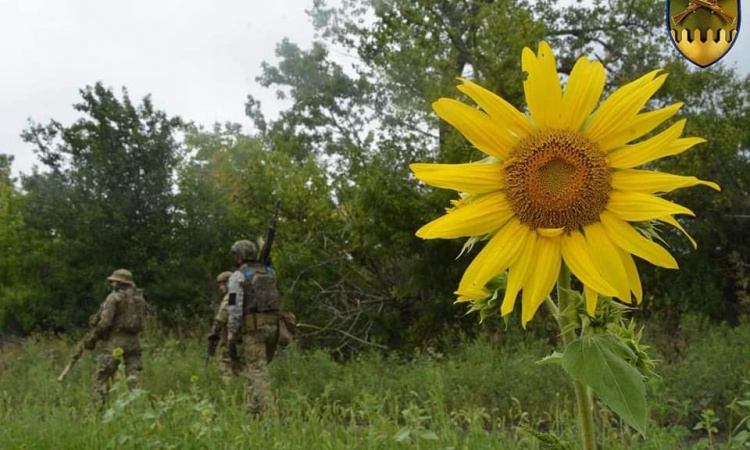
left=242, top=265, right=281, bottom=313
left=118, top=288, right=147, bottom=334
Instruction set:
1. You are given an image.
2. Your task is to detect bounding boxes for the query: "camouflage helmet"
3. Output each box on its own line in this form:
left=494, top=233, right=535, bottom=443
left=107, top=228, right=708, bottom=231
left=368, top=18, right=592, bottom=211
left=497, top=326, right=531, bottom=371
left=216, top=271, right=232, bottom=284
left=231, top=240, right=258, bottom=262
left=107, top=269, right=134, bottom=286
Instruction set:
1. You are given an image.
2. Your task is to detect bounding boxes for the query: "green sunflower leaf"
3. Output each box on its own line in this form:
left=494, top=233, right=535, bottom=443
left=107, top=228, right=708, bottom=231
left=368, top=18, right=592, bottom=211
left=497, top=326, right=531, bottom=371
left=561, top=335, right=647, bottom=435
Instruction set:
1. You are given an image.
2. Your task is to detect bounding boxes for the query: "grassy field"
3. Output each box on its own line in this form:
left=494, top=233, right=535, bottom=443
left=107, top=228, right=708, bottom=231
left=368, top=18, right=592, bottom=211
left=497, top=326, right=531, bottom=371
left=2, top=317, right=750, bottom=449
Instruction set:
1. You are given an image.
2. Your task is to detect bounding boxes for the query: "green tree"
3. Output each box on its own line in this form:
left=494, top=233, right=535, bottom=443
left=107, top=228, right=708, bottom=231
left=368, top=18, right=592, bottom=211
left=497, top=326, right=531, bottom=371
left=639, top=63, right=750, bottom=321
left=13, top=83, right=184, bottom=331
left=0, top=155, right=27, bottom=332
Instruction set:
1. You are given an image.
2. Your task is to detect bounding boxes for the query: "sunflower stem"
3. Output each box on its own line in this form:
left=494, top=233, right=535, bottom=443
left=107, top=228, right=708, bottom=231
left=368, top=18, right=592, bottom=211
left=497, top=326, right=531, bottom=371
left=556, top=263, right=596, bottom=450
left=544, top=295, right=559, bottom=317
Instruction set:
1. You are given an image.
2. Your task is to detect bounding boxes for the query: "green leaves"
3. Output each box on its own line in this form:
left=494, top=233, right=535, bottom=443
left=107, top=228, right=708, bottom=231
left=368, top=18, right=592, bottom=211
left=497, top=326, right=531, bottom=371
left=562, top=335, right=647, bottom=435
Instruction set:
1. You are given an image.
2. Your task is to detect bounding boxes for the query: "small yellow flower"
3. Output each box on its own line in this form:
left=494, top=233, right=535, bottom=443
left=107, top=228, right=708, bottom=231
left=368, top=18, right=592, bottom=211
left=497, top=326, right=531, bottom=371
left=412, top=41, right=719, bottom=327
left=190, top=375, right=199, bottom=384
left=112, top=347, right=124, bottom=359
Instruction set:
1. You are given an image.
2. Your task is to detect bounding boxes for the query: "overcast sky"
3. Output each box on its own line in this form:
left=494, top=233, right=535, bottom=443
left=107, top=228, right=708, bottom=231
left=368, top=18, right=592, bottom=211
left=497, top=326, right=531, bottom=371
left=1, top=0, right=748, bottom=178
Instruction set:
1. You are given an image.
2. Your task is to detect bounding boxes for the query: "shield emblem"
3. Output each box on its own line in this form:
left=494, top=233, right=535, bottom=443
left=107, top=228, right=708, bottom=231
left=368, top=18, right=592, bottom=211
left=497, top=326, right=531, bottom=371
left=667, top=0, right=741, bottom=67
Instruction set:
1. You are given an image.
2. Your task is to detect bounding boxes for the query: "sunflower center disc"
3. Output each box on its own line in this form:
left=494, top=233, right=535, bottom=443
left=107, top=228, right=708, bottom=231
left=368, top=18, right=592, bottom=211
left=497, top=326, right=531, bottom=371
left=504, top=129, right=611, bottom=231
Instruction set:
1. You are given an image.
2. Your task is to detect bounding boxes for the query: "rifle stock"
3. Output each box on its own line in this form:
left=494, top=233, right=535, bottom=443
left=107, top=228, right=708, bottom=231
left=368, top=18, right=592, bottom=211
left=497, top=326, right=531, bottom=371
left=672, top=6, right=698, bottom=24
left=713, top=9, right=735, bottom=24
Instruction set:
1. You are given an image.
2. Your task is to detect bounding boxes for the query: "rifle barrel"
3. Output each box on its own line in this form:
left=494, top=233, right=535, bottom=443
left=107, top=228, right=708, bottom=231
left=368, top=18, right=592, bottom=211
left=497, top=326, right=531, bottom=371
left=260, top=200, right=281, bottom=266
left=57, top=363, right=73, bottom=382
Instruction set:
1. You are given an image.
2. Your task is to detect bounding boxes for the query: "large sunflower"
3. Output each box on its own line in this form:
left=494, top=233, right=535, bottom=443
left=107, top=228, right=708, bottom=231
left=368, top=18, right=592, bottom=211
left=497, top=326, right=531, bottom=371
left=411, top=41, right=719, bottom=327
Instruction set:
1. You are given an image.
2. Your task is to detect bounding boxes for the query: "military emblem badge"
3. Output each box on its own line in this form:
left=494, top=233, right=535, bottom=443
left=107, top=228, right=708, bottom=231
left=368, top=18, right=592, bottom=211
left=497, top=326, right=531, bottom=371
left=668, top=0, right=741, bottom=67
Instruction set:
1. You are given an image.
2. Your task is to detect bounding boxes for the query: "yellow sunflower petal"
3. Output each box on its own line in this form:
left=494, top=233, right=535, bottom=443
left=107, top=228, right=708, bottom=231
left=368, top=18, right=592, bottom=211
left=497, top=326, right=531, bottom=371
left=455, top=286, right=490, bottom=303
left=410, top=162, right=505, bottom=194
left=584, top=223, right=632, bottom=303
left=522, top=41, right=563, bottom=129
left=501, top=229, right=537, bottom=316
left=610, top=135, right=707, bottom=169
left=560, top=231, right=618, bottom=296
left=599, top=211, right=678, bottom=269
left=521, top=236, right=561, bottom=327
left=458, top=218, right=528, bottom=292
left=598, top=102, right=684, bottom=152
left=606, top=191, right=694, bottom=221
left=608, top=119, right=685, bottom=168
left=433, top=99, right=515, bottom=159
left=617, top=247, right=643, bottom=303
left=611, top=169, right=720, bottom=194
left=456, top=78, right=535, bottom=138
left=537, top=228, right=564, bottom=237
left=585, top=70, right=666, bottom=143
left=416, top=192, right=514, bottom=239
left=659, top=215, right=697, bottom=249
left=584, top=285, right=598, bottom=316
left=560, top=57, right=605, bottom=131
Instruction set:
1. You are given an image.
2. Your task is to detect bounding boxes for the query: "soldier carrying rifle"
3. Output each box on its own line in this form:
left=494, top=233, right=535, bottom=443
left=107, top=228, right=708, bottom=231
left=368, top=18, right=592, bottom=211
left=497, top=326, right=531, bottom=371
left=58, top=269, right=146, bottom=406
left=206, top=270, right=237, bottom=383
left=211, top=201, right=298, bottom=417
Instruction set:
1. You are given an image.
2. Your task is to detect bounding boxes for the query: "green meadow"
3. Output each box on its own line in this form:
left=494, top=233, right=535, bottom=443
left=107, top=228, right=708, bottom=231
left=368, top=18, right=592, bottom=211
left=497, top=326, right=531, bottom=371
left=3, top=317, right=750, bottom=449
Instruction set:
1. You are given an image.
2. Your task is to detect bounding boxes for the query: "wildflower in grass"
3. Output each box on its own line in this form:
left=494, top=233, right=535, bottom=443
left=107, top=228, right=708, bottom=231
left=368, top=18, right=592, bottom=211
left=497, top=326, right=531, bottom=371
left=190, top=375, right=199, bottom=384
left=411, top=41, right=718, bottom=327
left=112, top=347, right=124, bottom=360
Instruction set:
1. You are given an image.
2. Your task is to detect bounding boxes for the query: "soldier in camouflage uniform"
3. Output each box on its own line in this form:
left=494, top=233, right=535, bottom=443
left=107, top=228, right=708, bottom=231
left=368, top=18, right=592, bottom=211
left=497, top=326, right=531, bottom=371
left=226, top=240, right=281, bottom=416
left=209, top=271, right=238, bottom=383
left=83, top=269, right=146, bottom=405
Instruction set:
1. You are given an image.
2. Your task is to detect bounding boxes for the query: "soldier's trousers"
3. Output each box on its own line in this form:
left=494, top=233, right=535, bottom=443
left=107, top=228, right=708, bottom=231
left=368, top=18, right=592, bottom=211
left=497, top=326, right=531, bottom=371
left=94, top=345, right=142, bottom=405
left=238, top=323, right=278, bottom=416
left=218, top=349, right=239, bottom=384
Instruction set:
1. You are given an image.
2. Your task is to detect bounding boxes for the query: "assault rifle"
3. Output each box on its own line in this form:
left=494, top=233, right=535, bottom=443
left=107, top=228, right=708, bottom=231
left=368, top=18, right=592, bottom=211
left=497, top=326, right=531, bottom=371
left=259, top=200, right=281, bottom=267
left=205, top=334, right=219, bottom=367
left=58, top=308, right=100, bottom=381
left=57, top=334, right=93, bottom=382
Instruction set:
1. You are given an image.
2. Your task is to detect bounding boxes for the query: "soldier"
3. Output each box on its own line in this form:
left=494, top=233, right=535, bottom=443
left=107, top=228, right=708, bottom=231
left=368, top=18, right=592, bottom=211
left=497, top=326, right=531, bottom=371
left=83, top=269, right=146, bottom=405
left=208, top=271, right=237, bottom=383
left=226, top=239, right=281, bottom=417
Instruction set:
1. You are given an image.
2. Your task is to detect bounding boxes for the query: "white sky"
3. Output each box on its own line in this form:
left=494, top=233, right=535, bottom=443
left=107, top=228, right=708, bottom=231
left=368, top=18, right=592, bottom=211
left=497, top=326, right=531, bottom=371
left=1, top=0, right=748, bottom=178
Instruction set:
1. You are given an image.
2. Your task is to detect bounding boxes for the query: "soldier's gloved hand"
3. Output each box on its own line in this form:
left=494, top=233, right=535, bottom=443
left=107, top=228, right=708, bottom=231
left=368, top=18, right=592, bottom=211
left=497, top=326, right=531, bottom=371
left=208, top=322, right=220, bottom=338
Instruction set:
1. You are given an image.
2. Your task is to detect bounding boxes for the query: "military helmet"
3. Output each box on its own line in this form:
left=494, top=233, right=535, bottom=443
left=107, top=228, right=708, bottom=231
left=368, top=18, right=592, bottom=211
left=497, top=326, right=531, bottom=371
left=107, top=268, right=134, bottom=286
left=231, top=240, right=258, bottom=262
left=216, top=271, right=232, bottom=284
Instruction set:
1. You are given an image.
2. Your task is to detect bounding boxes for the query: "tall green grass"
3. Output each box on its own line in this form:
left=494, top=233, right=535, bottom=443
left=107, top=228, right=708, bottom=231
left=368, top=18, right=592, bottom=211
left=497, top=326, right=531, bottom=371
left=2, top=318, right=750, bottom=449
